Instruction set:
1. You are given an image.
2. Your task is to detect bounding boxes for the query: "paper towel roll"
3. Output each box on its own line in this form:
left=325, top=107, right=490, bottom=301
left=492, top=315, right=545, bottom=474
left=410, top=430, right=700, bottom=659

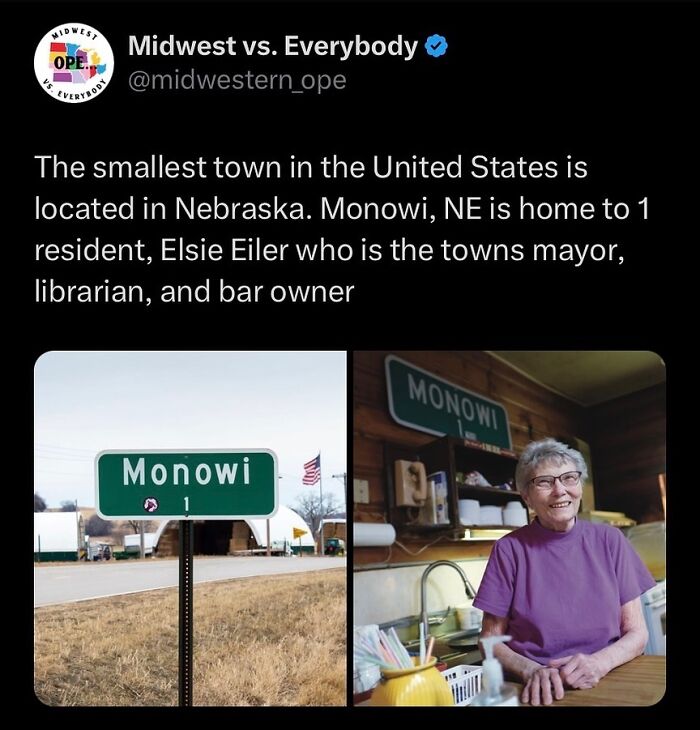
left=354, top=523, right=396, bottom=547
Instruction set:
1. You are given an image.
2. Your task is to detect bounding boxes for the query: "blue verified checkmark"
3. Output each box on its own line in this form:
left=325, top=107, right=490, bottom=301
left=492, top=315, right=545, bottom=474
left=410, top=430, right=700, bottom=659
left=425, top=34, right=448, bottom=58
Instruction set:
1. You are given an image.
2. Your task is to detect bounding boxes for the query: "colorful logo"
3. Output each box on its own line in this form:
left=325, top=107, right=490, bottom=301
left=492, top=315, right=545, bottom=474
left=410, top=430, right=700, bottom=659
left=34, top=23, right=113, bottom=103
left=143, top=497, right=159, bottom=513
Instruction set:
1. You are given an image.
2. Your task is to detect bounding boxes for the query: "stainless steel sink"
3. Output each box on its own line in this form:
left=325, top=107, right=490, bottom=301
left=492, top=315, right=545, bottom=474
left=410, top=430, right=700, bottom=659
left=403, top=630, right=481, bottom=669
left=403, top=628, right=479, bottom=649
left=445, top=629, right=480, bottom=650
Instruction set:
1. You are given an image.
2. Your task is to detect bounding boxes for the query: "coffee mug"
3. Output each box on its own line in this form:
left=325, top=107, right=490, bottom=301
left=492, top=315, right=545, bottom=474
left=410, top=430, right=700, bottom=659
left=456, top=604, right=483, bottom=631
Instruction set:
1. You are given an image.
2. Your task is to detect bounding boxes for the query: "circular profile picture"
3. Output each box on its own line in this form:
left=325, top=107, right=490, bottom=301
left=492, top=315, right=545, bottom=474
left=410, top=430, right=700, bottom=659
left=34, top=22, right=113, bottom=103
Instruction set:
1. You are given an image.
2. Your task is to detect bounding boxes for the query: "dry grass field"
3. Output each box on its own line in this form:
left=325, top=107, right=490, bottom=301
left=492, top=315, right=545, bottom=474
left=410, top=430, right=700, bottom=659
left=34, top=568, right=346, bottom=706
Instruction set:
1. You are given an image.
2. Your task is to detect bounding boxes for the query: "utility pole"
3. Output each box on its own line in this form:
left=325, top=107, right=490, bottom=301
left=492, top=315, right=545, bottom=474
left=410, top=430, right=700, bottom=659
left=332, top=472, right=347, bottom=512
left=319, top=455, right=324, bottom=555
left=270, top=474, right=282, bottom=556
left=75, top=499, right=82, bottom=560
left=332, top=473, right=348, bottom=555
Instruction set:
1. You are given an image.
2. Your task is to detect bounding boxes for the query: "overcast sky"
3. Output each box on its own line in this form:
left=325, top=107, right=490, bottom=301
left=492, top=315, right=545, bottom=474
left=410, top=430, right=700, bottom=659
left=34, top=351, right=346, bottom=511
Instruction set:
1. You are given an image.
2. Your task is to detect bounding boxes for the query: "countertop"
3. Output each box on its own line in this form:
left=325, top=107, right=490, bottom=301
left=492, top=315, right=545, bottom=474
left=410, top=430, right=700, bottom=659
left=518, top=655, right=666, bottom=707
left=356, top=655, right=665, bottom=707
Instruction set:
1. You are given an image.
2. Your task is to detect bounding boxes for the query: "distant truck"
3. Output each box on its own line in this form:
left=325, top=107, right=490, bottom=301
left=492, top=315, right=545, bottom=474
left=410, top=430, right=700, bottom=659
left=88, top=543, right=112, bottom=561
left=269, top=539, right=293, bottom=556
left=123, top=532, right=157, bottom=556
left=324, top=537, right=345, bottom=556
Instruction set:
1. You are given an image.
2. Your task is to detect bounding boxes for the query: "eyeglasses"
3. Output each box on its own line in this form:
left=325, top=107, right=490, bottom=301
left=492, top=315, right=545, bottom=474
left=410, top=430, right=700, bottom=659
left=529, top=471, right=582, bottom=491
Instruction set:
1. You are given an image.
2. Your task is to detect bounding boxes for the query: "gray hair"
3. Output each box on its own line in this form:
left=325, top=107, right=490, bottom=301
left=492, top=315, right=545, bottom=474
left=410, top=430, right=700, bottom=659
left=515, top=438, right=588, bottom=495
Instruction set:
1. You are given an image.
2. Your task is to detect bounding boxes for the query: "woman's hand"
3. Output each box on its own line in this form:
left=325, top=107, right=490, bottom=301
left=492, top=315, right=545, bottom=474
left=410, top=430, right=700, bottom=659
left=521, top=666, right=566, bottom=706
left=548, top=653, right=606, bottom=689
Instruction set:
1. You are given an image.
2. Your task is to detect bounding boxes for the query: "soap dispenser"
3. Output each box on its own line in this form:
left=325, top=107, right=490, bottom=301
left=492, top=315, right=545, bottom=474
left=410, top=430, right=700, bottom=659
left=471, top=635, right=520, bottom=706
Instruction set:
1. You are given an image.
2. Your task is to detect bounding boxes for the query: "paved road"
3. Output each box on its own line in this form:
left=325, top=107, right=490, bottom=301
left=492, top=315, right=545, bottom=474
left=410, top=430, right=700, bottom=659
left=34, top=556, right=346, bottom=607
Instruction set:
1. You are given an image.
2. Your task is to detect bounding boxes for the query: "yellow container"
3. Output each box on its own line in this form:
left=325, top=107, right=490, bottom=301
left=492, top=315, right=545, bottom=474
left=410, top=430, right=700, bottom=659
left=370, top=657, right=454, bottom=706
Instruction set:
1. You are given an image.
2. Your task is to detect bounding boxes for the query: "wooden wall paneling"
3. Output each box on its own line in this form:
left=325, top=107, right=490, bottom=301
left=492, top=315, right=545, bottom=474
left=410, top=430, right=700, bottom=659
left=588, top=384, right=665, bottom=523
left=354, top=352, right=665, bottom=566
left=356, top=352, right=582, bottom=444
left=353, top=351, right=586, bottom=564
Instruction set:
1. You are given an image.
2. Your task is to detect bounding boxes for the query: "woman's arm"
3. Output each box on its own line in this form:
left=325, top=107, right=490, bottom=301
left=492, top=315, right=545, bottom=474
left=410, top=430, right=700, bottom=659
left=479, top=611, right=565, bottom=706
left=548, top=597, right=648, bottom=689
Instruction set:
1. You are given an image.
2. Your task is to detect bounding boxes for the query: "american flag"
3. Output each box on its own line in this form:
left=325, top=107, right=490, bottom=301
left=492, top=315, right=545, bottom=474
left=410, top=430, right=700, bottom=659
left=303, top=454, right=321, bottom=485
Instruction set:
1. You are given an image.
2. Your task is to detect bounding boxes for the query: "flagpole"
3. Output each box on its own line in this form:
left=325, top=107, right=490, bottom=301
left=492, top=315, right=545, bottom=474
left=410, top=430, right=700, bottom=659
left=319, top=451, right=324, bottom=556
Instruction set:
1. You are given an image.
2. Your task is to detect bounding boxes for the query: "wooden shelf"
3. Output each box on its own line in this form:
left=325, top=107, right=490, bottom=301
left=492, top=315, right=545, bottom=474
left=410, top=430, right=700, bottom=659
left=456, top=484, right=518, bottom=497
left=385, top=436, right=527, bottom=535
left=460, top=523, right=523, bottom=529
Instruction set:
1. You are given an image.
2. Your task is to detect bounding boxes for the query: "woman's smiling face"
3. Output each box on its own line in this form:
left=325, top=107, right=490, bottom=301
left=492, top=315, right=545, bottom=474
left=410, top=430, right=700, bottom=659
left=523, top=458, right=582, bottom=532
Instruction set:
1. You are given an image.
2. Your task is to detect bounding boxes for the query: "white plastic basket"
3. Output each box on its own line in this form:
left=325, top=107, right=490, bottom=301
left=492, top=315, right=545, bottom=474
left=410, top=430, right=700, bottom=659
left=441, top=664, right=483, bottom=706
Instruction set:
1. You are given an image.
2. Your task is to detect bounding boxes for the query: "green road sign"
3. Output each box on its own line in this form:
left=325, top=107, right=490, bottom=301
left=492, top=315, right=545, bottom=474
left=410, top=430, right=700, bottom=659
left=385, top=355, right=512, bottom=449
left=95, top=449, right=278, bottom=520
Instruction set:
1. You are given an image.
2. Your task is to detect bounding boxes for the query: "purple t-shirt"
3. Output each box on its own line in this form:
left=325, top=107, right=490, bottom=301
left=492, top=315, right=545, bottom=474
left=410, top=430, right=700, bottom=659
left=473, top=518, right=656, bottom=664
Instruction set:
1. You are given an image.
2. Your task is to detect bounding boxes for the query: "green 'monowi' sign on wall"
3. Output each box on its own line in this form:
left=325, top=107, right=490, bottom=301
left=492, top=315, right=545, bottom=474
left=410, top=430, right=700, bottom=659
left=95, top=449, right=278, bottom=520
left=385, top=355, right=512, bottom=449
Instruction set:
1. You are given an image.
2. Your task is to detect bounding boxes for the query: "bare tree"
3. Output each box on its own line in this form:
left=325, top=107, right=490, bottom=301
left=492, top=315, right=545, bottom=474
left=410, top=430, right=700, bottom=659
left=127, top=520, right=154, bottom=534
left=60, top=500, right=77, bottom=512
left=34, top=493, right=47, bottom=512
left=86, top=514, right=113, bottom=536
left=290, top=493, right=344, bottom=534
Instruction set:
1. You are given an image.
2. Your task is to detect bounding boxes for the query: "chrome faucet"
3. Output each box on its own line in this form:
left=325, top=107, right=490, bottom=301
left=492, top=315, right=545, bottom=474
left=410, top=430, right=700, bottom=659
left=420, top=560, right=476, bottom=638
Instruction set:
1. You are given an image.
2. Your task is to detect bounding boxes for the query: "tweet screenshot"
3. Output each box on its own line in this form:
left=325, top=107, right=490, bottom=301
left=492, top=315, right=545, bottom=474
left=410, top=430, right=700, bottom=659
left=21, top=0, right=692, bottom=710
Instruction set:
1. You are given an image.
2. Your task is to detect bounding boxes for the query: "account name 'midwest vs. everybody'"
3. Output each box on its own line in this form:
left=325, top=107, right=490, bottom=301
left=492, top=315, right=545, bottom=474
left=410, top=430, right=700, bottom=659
left=128, top=34, right=419, bottom=61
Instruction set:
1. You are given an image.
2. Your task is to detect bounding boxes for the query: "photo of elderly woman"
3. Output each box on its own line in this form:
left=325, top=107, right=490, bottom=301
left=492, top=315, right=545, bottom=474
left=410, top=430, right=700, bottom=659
left=353, top=351, right=665, bottom=708
left=474, top=438, right=655, bottom=705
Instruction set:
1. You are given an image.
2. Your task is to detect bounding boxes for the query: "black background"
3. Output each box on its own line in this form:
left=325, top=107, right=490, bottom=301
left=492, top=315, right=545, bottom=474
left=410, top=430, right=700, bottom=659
left=14, top=0, right=692, bottom=714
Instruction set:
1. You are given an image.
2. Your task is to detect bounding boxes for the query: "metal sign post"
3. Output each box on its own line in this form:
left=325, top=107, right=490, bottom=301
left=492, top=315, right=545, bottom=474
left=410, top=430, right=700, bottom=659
left=179, top=520, right=194, bottom=707
left=94, top=448, right=278, bottom=707
left=292, top=527, right=307, bottom=557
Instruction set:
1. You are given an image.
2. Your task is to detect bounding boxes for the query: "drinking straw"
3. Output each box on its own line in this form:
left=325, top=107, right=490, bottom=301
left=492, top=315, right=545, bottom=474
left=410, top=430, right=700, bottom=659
left=425, top=636, right=435, bottom=663
left=388, top=626, right=413, bottom=668
left=419, top=623, right=426, bottom=665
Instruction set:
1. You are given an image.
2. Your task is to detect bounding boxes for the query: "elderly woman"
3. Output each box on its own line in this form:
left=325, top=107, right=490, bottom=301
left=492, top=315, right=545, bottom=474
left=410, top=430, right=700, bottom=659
left=473, top=438, right=655, bottom=705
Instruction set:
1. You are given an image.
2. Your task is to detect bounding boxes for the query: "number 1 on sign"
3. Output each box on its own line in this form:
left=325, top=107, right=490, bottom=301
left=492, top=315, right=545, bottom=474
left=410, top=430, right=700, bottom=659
left=184, top=496, right=189, bottom=513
